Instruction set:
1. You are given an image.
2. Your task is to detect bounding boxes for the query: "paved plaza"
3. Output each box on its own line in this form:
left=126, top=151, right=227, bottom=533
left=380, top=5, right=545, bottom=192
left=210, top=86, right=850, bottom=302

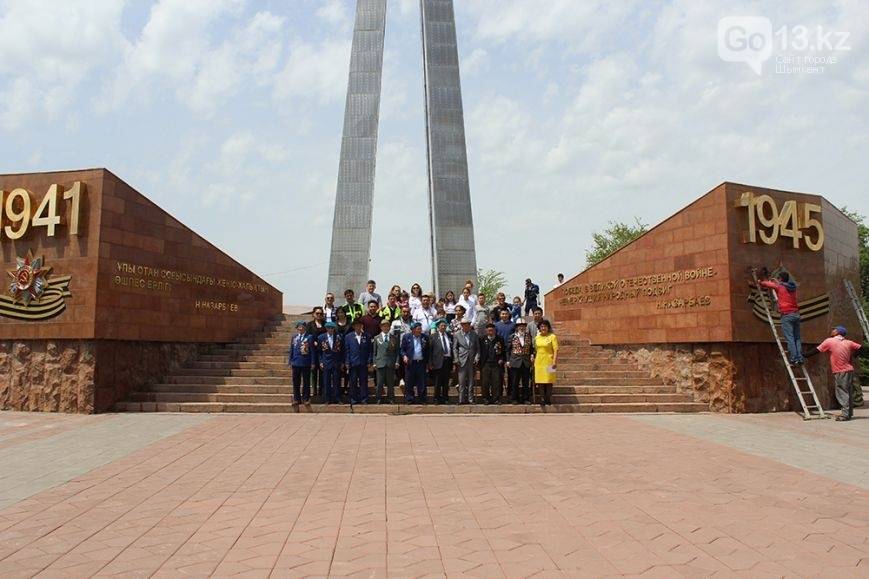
left=0, top=410, right=867, bottom=578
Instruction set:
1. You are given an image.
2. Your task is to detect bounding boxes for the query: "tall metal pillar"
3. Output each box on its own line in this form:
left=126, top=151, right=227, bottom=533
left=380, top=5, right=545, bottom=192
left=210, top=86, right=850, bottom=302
left=420, top=0, right=477, bottom=297
left=327, top=0, right=387, bottom=297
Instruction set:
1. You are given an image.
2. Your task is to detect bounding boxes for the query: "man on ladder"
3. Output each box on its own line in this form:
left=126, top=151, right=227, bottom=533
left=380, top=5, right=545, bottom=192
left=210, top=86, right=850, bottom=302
left=758, top=269, right=804, bottom=365
left=751, top=267, right=825, bottom=419
left=805, top=325, right=865, bottom=421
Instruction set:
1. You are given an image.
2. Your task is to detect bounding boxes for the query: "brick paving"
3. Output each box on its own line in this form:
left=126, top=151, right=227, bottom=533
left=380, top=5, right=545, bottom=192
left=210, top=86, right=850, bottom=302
left=0, top=409, right=867, bottom=577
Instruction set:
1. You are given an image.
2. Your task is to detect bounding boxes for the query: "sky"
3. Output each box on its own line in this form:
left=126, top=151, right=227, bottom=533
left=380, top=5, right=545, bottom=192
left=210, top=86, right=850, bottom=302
left=1, top=0, right=867, bottom=305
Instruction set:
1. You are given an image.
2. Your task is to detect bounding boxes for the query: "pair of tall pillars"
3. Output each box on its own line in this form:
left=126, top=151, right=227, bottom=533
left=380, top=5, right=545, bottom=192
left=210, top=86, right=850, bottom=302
left=326, top=0, right=477, bottom=299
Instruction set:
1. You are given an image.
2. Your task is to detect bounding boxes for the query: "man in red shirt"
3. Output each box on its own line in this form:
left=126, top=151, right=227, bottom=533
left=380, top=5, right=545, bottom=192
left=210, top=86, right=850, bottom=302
left=756, top=270, right=804, bottom=365
left=807, top=325, right=864, bottom=421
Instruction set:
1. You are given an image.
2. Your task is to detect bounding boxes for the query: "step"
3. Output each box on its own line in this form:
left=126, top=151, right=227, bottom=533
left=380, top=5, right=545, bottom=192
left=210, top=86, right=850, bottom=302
left=131, top=392, right=293, bottom=403
left=115, top=401, right=707, bottom=414
left=552, top=393, right=695, bottom=404
left=555, top=375, right=663, bottom=386
left=150, top=384, right=292, bottom=394
left=162, top=376, right=288, bottom=385
left=173, top=368, right=292, bottom=377
left=552, top=385, right=678, bottom=394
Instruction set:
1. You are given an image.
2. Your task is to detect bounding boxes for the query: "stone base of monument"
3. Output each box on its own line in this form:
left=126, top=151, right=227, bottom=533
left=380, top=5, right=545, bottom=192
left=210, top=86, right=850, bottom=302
left=117, top=316, right=709, bottom=415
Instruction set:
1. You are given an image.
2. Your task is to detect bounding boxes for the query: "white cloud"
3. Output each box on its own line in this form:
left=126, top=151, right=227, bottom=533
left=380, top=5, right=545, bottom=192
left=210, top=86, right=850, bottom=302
left=461, top=48, right=489, bottom=76
left=0, top=0, right=126, bottom=129
left=102, top=0, right=282, bottom=116
left=273, top=37, right=351, bottom=104
left=316, top=0, right=350, bottom=28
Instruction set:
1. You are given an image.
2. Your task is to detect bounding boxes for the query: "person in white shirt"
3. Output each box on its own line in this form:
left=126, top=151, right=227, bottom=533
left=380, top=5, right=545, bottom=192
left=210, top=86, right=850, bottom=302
left=457, top=286, right=476, bottom=323
left=412, top=293, right=437, bottom=333
left=323, top=292, right=338, bottom=324
left=408, top=282, right=423, bottom=313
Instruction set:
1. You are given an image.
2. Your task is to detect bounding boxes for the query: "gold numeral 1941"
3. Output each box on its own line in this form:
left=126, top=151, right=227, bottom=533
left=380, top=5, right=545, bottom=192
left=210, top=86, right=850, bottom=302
left=0, top=181, right=84, bottom=241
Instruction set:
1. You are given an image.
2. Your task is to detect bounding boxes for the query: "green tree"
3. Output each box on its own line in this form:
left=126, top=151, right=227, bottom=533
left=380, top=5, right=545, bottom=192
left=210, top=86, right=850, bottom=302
left=476, top=268, right=506, bottom=305
left=840, top=207, right=869, bottom=297
left=585, top=218, right=649, bottom=267
left=840, top=207, right=869, bottom=385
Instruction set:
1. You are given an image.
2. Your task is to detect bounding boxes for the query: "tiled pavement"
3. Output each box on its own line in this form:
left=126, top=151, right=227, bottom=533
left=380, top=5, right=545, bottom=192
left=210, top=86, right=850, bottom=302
left=0, top=409, right=867, bottom=577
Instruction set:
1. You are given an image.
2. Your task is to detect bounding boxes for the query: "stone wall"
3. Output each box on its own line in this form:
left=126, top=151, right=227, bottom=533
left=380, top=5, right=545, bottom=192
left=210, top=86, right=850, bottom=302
left=604, top=342, right=839, bottom=413
left=0, top=340, right=96, bottom=412
left=1, top=339, right=209, bottom=413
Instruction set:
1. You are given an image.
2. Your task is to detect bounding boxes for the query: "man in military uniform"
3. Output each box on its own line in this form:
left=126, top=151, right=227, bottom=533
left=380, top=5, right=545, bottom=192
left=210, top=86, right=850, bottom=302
left=318, top=321, right=344, bottom=404
left=373, top=318, right=400, bottom=404
left=479, top=323, right=506, bottom=404
left=507, top=319, right=535, bottom=404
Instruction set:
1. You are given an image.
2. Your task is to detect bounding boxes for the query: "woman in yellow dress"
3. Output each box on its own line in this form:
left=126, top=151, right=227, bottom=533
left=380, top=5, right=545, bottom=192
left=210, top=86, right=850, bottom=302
left=533, top=320, right=559, bottom=405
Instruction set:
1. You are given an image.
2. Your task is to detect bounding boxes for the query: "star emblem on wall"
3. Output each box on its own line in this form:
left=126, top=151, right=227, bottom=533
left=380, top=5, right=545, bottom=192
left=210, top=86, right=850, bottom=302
left=7, top=250, right=52, bottom=306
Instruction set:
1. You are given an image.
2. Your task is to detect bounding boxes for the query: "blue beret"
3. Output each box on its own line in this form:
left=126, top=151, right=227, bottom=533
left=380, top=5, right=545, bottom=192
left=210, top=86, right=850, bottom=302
left=296, top=321, right=307, bottom=328
left=410, top=322, right=421, bottom=329
left=325, top=322, right=336, bottom=328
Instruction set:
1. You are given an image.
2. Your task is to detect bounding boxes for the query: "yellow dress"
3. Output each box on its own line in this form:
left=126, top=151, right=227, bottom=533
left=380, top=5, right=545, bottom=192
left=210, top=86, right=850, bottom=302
left=534, top=333, right=559, bottom=384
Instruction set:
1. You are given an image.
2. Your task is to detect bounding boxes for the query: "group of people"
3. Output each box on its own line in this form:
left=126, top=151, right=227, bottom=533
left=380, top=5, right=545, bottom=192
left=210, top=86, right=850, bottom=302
left=752, top=268, right=866, bottom=421
left=287, top=279, right=559, bottom=406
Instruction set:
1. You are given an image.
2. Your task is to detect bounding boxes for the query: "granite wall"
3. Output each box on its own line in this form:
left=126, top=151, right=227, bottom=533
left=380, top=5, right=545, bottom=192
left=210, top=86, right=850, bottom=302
left=605, top=342, right=840, bottom=413
left=0, top=339, right=209, bottom=413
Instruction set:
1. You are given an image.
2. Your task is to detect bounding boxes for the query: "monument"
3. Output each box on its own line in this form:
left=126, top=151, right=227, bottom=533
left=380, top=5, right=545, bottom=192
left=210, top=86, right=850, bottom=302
left=326, top=0, right=478, bottom=297
left=0, top=169, right=282, bottom=413
left=545, top=182, right=863, bottom=413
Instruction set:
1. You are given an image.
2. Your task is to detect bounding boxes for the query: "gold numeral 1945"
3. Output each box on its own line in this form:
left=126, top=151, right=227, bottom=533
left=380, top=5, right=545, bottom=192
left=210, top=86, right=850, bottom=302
left=735, top=192, right=824, bottom=251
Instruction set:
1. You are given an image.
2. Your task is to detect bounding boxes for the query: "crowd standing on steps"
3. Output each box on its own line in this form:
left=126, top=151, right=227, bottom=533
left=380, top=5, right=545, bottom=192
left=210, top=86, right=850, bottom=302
left=287, top=278, right=559, bottom=407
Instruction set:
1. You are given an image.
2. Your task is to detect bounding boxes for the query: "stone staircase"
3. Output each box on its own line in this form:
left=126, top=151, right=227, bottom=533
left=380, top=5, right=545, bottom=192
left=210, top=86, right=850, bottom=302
left=116, top=315, right=707, bottom=414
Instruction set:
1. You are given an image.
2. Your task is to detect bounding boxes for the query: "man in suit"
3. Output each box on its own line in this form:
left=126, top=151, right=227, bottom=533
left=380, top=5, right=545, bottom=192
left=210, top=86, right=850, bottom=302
left=507, top=319, right=535, bottom=404
left=318, top=321, right=344, bottom=404
left=401, top=322, right=429, bottom=403
left=479, top=323, right=506, bottom=404
left=344, top=318, right=373, bottom=404
left=428, top=319, right=453, bottom=404
left=289, top=321, right=317, bottom=408
left=373, top=318, right=399, bottom=404
left=453, top=318, right=480, bottom=404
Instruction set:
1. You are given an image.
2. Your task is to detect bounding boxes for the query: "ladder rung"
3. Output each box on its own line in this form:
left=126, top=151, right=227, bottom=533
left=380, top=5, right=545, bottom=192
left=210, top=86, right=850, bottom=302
left=795, top=377, right=808, bottom=381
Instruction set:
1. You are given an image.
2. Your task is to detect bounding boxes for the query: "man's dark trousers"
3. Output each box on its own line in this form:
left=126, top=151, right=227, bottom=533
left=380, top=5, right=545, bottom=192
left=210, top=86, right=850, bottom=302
left=322, top=366, right=340, bottom=403
left=407, top=360, right=427, bottom=403
left=509, top=366, right=530, bottom=402
left=348, top=365, right=368, bottom=404
left=433, top=360, right=452, bottom=403
left=481, top=364, right=502, bottom=402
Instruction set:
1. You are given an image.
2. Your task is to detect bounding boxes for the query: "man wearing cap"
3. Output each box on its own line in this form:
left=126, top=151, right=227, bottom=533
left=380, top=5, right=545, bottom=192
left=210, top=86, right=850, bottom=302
left=319, top=322, right=344, bottom=404
left=806, top=325, right=865, bottom=421
left=373, top=318, right=400, bottom=404
left=453, top=318, right=480, bottom=404
left=479, top=323, right=506, bottom=404
left=428, top=319, right=453, bottom=404
left=401, top=322, right=429, bottom=403
left=289, top=321, right=317, bottom=407
left=507, top=319, right=535, bottom=404
left=344, top=318, right=373, bottom=404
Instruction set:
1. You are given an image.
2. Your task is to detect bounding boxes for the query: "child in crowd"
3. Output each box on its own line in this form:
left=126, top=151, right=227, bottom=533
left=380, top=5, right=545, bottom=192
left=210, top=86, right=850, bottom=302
left=510, top=296, right=523, bottom=323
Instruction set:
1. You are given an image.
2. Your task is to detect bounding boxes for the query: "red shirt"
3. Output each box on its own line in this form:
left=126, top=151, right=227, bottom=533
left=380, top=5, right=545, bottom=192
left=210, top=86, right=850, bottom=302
left=817, top=336, right=861, bottom=373
left=760, top=280, right=799, bottom=314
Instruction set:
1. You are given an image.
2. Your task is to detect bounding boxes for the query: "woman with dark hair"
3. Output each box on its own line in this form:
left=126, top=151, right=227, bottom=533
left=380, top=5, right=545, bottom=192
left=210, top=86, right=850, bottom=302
left=398, top=290, right=410, bottom=310
left=443, top=290, right=457, bottom=322
left=389, top=284, right=402, bottom=300
left=335, top=307, right=351, bottom=401
left=449, top=305, right=466, bottom=335
left=409, top=283, right=423, bottom=313
left=533, top=319, right=559, bottom=405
